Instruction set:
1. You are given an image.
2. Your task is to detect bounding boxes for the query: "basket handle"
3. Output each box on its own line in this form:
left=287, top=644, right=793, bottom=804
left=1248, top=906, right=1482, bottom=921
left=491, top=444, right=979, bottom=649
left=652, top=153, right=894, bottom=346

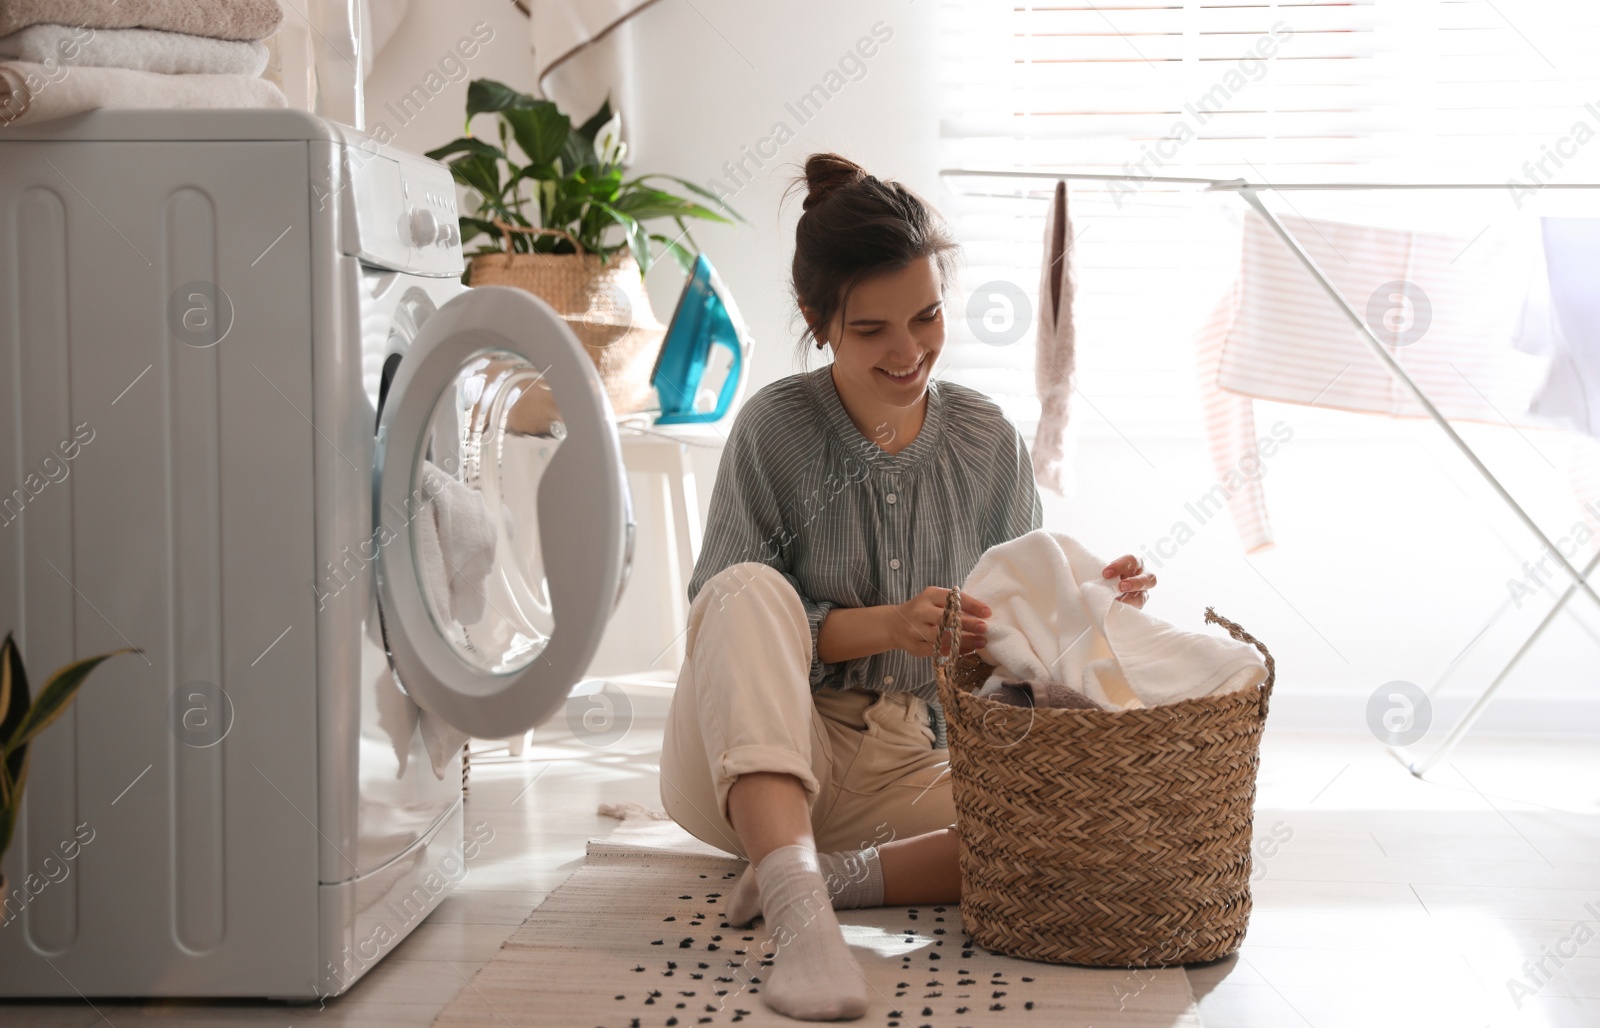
left=1203, top=606, right=1276, bottom=718
left=491, top=217, right=588, bottom=257
left=932, top=587, right=976, bottom=695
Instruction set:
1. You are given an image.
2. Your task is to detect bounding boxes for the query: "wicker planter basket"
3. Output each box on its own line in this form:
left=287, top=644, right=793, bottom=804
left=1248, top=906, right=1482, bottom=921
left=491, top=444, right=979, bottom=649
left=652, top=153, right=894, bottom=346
left=467, top=221, right=666, bottom=416
left=932, top=589, right=1275, bottom=967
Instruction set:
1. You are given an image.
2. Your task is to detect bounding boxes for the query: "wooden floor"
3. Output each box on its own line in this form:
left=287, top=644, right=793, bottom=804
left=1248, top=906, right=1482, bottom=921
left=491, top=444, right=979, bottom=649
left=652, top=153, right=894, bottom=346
left=3, top=707, right=1596, bottom=1027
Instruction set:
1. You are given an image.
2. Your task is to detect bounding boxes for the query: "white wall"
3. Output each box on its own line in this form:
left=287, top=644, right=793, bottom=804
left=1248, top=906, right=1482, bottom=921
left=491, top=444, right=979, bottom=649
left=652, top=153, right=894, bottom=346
left=367, top=1, right=1600, bottom=735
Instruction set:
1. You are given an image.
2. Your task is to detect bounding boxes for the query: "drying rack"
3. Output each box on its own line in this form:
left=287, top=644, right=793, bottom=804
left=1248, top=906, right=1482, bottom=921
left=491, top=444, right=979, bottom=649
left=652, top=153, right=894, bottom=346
left=939, top=167, right=1600, bottom=777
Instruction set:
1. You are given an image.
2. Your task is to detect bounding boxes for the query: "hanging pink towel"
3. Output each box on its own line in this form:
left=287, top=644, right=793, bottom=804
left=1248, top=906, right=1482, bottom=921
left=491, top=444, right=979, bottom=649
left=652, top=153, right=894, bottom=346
left=1196, top=210, right=1551, bottom=550
left=1032, top=179, right=1077, bottom=495
left=1218, top=212, right=1547, bottom=420
left=1193, top=274, right=1275, bottom=552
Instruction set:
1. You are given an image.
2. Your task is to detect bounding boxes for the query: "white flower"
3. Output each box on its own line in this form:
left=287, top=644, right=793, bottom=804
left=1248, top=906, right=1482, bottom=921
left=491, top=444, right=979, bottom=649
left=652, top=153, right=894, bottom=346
left=596, top=111, right=625, bottom=167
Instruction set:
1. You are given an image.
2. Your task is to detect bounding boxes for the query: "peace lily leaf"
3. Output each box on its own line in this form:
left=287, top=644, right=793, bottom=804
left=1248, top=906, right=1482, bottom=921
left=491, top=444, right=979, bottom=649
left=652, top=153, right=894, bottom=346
left=591, top=200, right=651, bottom=273
left=425, top=136, right=503, bottom=164
left=448, top=154, right=503, bottom=205
left=575, top=95, right=614, bottom=144
left=460, top=217, right=500, bottom=247
left=562, top=130, right=599, bottom=174
left=650, top=233, right=697, bottom=275
left=629, top=174, right=747, bottom=224
left=502, top=105, right=570, bottom=170
left=465, top=79, right=537, bottom=123
left=614, top=187, right=730, bottom=225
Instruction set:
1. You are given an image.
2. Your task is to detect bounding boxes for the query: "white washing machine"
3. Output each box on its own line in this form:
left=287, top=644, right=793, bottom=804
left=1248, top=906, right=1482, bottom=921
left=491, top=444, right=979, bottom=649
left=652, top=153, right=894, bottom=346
left=0, top=109, right=634, bottom=998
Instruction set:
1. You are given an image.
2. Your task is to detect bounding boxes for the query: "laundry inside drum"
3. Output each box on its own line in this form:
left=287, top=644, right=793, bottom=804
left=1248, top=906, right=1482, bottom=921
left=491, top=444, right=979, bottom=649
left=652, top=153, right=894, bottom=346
left=413, top=349, right=563, bottom=674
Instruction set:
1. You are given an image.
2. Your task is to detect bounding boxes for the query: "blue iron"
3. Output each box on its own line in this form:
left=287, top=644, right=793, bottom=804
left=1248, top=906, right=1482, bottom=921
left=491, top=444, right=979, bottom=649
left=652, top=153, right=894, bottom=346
left=650, top=253, right=752, bottom=424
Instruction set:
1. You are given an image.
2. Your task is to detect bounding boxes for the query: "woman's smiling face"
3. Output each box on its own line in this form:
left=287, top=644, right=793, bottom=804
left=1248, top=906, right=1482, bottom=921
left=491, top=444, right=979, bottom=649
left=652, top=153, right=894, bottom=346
left=813, top=255, right=946, bottom=409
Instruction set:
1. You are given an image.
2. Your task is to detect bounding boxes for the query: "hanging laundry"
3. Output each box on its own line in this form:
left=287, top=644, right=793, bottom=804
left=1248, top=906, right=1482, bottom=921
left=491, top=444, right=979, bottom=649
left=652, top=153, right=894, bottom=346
left=1195, top=211, right=1551, bottom=550
left=1218, top=211, right=1546, bottom=421
left=1032, top=179, right=1077, bottom=496
left=1193, top=273, right=1274, bottom=552
left=1514, top=217, right=1600, bottom=440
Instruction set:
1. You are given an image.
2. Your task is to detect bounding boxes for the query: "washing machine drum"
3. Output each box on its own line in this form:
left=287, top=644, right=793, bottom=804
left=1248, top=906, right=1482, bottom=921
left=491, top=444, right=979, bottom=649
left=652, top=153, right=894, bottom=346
left=372, top=285, right=633, bottom=740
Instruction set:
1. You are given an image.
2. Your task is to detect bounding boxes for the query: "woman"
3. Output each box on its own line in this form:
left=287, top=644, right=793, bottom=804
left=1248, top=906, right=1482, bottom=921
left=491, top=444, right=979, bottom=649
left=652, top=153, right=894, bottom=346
left=659, top=153, right=1155, bottom=1022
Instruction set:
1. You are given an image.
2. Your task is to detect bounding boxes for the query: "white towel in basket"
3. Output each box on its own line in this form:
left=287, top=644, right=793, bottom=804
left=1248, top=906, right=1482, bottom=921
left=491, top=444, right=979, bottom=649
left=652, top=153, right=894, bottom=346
left=962, top=529, right=1267, bottom=709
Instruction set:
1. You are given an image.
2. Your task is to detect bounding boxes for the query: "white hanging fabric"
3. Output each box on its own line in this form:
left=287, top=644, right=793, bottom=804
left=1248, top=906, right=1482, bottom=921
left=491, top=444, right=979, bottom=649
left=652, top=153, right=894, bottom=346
left=530, top=0, right=661, bottom=126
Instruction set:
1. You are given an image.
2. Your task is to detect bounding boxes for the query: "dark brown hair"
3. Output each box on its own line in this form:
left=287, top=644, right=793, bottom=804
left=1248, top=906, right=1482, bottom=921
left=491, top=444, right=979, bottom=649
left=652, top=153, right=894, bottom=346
left=782, top=153, right=962, bottom=365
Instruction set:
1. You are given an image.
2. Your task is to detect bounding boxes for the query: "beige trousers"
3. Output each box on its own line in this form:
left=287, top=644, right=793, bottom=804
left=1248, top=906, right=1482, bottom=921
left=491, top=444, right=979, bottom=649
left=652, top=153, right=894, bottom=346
left=660, top=562, right=955, bottom=858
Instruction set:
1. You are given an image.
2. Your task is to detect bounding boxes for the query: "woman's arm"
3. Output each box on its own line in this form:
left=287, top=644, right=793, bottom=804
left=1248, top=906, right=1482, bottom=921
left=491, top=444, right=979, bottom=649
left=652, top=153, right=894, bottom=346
left=819, top=589, right=992, bottom=664
left=816, top=605, right=896, bottom=664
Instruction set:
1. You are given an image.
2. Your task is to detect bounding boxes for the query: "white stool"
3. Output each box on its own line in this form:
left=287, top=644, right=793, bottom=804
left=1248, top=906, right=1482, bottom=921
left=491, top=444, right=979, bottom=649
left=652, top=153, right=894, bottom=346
left=616, top=421, right=725, bottom=670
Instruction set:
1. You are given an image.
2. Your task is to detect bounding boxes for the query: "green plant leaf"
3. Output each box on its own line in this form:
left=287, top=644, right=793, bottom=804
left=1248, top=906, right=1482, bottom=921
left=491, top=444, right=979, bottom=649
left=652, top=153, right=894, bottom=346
left=0, top=634, right=27, bottom=750
left=592, top=166, right=625, bottom=195
left=672, top=216, right=703, bottom=259
left=0, top=634, right=26, bottom=856
left=448, top=154, right=504, bottom=207
left=562, top=131, right=599, bottom=175
left=501, top=104, right=570, bottom=169
left=465, top=79, right=537, bottom=122
left=591, top=200, right=651, bottom=274
left=628, top=174, right=747, bottom=224
left=649, top=233, right=697, bottom=275
left=0, top=748, right=27, bottom=864
left=575, top=95, right=614, bottom=143
left=6, top=648, right=134, bottom=756
left=614, top=187, right=730, bottom=225
left=460, top=216, right=500, bottom=248
left=425, top=136, right=504, bottom=164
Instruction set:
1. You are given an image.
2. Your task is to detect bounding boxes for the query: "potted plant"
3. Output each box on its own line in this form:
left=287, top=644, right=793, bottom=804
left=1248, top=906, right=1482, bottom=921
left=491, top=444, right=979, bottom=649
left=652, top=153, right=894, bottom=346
left=426, top=80, right=746, bottom=416
left=1, top=634, right=131, bottom=909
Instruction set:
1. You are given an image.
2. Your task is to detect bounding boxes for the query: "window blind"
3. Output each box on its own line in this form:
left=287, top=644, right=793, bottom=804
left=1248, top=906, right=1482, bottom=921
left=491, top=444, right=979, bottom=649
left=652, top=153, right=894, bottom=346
left=934, top=1, right=1600, bottom=439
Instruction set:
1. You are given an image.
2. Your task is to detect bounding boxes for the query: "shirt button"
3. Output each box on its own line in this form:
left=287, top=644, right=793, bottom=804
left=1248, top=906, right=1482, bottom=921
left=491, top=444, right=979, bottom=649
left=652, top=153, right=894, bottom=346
left=884, top=675, right=895, bottom=685
left=890, top=558, right=901, bottom=570
left=886, top=492, right=897, bottom=504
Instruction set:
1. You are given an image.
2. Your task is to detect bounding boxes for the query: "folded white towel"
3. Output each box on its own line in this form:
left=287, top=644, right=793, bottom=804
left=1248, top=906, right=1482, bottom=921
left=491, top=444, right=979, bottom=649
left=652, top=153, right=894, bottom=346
left=0, top=24, right=269, bottom=76
left=0, top=60, right=284, bottom=125
left=962, top=529, right=1267, bottom=709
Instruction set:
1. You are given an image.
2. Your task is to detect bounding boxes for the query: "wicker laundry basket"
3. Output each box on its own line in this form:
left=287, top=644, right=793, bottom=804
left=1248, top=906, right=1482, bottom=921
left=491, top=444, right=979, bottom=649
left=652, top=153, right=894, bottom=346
left=466, top=220, right=666, bottom=416
left=932, top=588, right=1275, bottom=967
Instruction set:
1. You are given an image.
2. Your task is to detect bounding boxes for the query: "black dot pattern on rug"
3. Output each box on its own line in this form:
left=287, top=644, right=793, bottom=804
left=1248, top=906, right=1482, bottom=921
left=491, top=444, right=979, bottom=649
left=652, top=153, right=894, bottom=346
left=614, top=870, right=1071, bottom=1026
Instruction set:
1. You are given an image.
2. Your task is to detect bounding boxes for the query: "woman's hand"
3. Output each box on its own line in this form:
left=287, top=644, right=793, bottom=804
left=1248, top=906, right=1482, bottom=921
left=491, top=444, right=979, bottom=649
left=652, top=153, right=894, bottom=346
left=1102, top=554, right=1156, bottom=608
left=892, top=587, right=992, bottom=658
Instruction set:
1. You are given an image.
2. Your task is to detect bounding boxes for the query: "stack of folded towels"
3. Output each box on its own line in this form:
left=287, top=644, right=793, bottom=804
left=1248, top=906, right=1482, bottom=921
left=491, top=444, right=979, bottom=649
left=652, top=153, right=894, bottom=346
left=0, top=0, right=287, bottom=126
left=963, top=529, right=1270, bottom=711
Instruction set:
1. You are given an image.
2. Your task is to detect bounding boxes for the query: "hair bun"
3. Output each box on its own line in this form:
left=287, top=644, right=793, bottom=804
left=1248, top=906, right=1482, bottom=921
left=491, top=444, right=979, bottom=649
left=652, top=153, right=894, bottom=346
left=802, top=153, right=868, bottom=211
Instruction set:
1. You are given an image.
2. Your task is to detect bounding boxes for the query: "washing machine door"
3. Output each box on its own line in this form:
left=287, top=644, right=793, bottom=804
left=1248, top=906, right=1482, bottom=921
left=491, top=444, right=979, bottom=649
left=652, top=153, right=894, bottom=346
left=373, top=284, right=634, bottom=739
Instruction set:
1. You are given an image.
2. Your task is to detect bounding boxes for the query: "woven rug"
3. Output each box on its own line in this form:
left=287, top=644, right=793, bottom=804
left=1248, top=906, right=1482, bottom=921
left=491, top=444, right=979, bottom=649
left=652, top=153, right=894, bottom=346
left=432, top=812, right=1203, bottom=1027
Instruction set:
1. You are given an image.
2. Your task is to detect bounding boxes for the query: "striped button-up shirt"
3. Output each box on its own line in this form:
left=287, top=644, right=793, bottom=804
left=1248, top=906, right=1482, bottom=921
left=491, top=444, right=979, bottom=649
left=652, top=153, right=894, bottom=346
left=687, top=362, right=1044, bottom=747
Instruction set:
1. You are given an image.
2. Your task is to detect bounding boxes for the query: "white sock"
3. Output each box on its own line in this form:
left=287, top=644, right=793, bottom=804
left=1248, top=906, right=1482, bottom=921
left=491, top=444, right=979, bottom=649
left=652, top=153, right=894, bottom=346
left=726, top=845, right=884, bottom=928
left=749, top=844, right=869, bottom=1021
